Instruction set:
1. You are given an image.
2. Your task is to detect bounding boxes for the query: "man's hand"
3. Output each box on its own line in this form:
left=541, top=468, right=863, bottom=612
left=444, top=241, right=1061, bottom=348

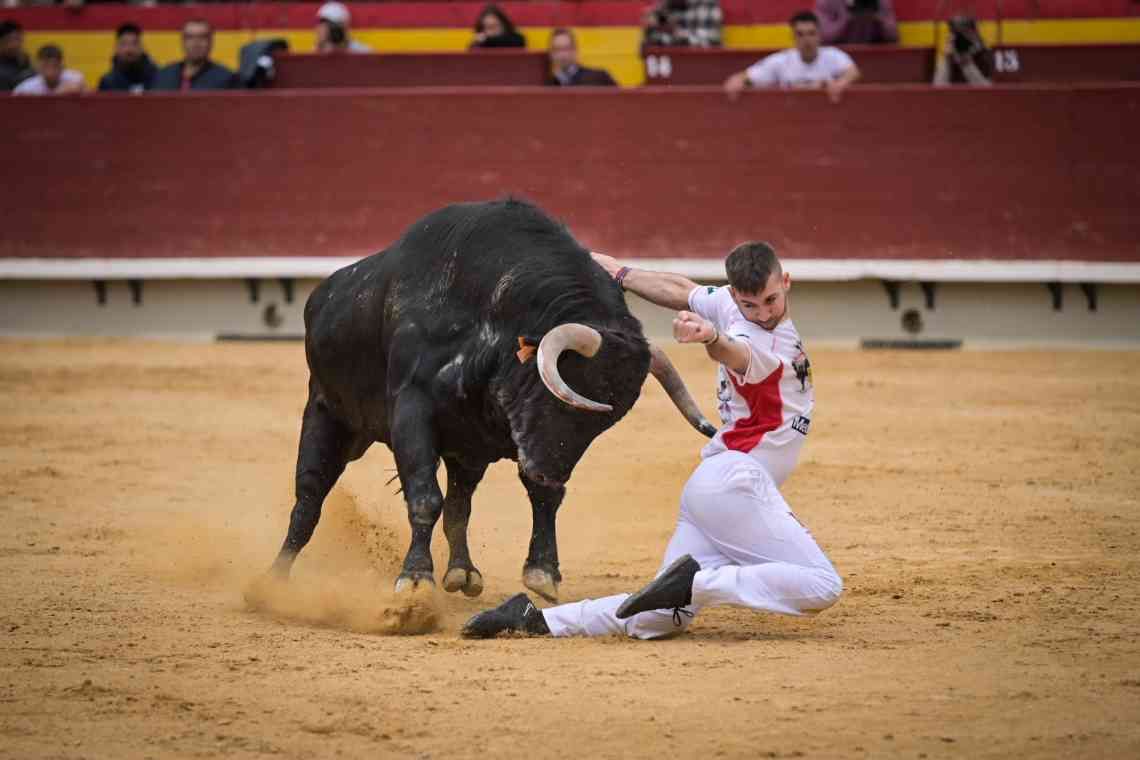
left=590, top=251, right=622, bottom=278
left=723, top=71, right=749, bottom=101
left=673, top=311, right=716, bottom=344
left=826, top=78, right=845, bottom=103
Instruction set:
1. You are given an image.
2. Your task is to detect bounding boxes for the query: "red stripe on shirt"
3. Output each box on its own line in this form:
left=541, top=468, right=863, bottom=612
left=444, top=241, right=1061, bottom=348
left=721, top=364, right=784, bottom=453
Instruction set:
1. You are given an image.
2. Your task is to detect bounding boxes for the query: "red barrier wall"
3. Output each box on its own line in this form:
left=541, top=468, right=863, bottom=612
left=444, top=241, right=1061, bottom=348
left=645, top=47, right=935, bottom=85
left=2, top=86, right=1138, bottom=263
left=273, top=51, right=550, bottom=88
left=644, top=45, right=1140, bottom=85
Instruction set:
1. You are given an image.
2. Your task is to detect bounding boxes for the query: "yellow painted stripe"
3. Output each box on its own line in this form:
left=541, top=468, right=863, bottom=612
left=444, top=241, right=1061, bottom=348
left=25, top=19, right=1140, bottom=91
left=997, top=18, right=1140, bottom=44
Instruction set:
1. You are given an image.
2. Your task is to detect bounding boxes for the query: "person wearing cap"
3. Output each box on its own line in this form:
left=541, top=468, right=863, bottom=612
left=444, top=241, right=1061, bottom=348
left=13, top=44, right=86, bottom=95
left=98, top=23, right=158, bottom=93
left=316, top=2, right=373, bottom=54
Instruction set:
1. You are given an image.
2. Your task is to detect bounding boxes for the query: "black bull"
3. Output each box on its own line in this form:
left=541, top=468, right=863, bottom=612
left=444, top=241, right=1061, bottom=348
left=268, top=200, right=714, bottom=601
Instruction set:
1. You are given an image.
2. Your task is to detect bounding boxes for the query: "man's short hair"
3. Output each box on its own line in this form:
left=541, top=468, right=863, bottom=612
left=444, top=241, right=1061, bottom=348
left=725, top=242, right=782, bottom=294
left=183, top=19, right=212, bottom=34
left=36, top=44, right=63, bottom=62
left=550, top=27, right=576, bottom=47
left=1, top=19, right=23, bottom=40
left=116, top=23, right=142, bottom=39
left=789, top=11, right=820, bottom=27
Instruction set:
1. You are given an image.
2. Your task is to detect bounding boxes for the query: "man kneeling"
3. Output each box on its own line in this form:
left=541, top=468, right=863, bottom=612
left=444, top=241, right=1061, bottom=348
left=463, top=242, right=842, bottom=640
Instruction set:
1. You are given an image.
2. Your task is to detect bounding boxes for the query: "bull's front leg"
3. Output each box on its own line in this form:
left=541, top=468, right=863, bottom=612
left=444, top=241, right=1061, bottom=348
left=519, top=473, right=566, bottom=602
left=390, top=389, right=443, bottom=593
left=441, top=457, right=488, bottom=597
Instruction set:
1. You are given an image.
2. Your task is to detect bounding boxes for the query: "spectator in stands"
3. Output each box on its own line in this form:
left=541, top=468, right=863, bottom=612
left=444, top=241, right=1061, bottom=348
left=13, top=44, right=86, bottom=95
left=316, top=2, right=373, bottom=54
left=723, top=11, right=860, bottom=103
left=641, top=0, right=723, bottom=49
left=546, top=28, right=617, bottom=87
left=98, top=23, right=157, bottom=93
left=1, top=19, right=35, bottom=92
left=815, top=0, right=898, bottom=44
left=933, top=15, right=992, bottom=86
left=152, top=20, right=237, bottom=91
left=470, top=5, right=526, bottom=49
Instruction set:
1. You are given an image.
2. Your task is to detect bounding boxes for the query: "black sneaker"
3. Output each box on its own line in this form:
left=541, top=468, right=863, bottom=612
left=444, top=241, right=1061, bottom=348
left=615, top=554, right=700, bottom=619
left=461, top=593, right=550, bottom=639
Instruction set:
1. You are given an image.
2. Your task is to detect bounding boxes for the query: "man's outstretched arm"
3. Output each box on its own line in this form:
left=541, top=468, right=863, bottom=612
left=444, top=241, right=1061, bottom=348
left=591, top=252, right=697, bottom=311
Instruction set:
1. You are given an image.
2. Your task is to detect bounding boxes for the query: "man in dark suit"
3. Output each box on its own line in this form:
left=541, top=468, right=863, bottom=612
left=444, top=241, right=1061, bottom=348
left=152, top=19, right=236, bottom=91
left=545, top=28, right=617, bottom=87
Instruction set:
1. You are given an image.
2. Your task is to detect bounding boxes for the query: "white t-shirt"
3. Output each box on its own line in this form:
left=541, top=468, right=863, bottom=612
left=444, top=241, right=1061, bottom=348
left=688, top=285, right=814, bottom=486
left=745, top=47, right=854, bottom=89
left=12, top=69, right=86, bottom=95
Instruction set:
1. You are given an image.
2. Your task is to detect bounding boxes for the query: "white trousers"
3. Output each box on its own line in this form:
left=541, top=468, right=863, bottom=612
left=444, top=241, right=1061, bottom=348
left=542, top=450, right=843, bottom=639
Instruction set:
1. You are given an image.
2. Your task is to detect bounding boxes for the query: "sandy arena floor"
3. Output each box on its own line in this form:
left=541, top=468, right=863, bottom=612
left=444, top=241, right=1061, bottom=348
left=1, top=339, right=1138, bottom=759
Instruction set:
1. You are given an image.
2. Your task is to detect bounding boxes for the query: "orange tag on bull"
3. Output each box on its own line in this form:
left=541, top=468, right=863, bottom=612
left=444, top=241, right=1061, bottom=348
left=516, top=337, right=537, bottom=364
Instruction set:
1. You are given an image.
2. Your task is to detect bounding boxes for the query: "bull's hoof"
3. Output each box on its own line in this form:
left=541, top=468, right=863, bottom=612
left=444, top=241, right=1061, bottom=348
left=394, top=572, right=436, bottom=594
left=442, top=567, right=484, bottom=598
left=243, top=572, right=287, bottom=611
left=523, top=568, right=559, bottom=603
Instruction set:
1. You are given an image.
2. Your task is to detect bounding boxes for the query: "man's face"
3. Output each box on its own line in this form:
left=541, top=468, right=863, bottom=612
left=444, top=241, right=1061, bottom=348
left=480, top=13, right=505, bottom=37
left=316, top=20, right=332, bottom=47
left=730, top=271, right=792, bottom=330
left=116, top=32, right=142, bottom=64
left=39, top=56, right=62, bottom=87
left=182, top=22, right=212, bottom=63
left=1, top=30, right=23, bottom=58
left=793, top=21, right=820, bottom=60
left=550, top=33, right=578, bottom=71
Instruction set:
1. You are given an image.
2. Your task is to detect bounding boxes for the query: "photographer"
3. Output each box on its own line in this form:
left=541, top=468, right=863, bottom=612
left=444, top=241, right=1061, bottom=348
left=642, top=0, right=723, bottom=49
left=316, top=2, right=373, bottom=54
left=933, top=16, right=992, bottom=86
left=816, top=0, right=898, bottom=45
left=470, top=5, right=526, bottom=49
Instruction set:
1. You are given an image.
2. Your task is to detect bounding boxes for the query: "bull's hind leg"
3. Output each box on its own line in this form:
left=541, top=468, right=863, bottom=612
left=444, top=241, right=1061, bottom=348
left=519, top=474, right=566, bottom=602
left=390, top=390, right=444, bottom=593
left=271, top=397, right=357, bottom=578
left=441, top=457, right=488, bottom=597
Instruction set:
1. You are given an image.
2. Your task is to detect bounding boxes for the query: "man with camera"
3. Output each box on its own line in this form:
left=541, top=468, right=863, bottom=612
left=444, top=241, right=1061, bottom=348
left=815, top=0, right=898, bottom=45
left=933, top=16, right=992, bottom=86
left=316, top=2, right=373, bottom=54
left=641, top=0, right=723, bottom=50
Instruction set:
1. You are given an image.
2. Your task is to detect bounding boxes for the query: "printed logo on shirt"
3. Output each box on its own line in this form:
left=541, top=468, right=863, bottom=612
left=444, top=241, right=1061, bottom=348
left=792, top=340, right=813, bottom=392
left=706, top=286, right=717, bottom=294
left=715, top=372, right=733, bottom=421
left=791, top=415, right=811, bottom=436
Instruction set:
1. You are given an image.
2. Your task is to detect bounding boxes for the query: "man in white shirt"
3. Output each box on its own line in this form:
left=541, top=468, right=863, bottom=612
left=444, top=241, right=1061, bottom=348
left=13, top=44, right=85, bottom=95
left=724, top=10, right=860, bottom=103
left=462, top=243, right=843, bottom=640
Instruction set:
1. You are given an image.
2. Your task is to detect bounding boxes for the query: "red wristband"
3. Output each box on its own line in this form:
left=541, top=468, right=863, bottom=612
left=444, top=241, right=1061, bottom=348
left=614, top=266, right=632, bottom=291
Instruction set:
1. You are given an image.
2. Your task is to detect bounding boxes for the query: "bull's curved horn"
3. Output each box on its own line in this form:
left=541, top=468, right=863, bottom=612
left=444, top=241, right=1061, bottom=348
left=649, top=344, right=718, bottom=438
left=536, top=324, right=614, bottom=413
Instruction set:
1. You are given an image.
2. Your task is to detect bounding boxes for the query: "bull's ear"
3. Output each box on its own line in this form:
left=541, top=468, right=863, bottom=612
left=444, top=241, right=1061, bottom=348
left=516, top=336, right=537, bottom=364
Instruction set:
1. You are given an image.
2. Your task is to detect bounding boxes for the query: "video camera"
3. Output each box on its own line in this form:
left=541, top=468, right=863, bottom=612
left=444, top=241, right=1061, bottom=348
left=948, top=15, right=985, bottom=58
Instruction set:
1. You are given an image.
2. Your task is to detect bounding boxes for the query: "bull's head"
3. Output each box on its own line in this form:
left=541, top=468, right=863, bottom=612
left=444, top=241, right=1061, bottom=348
left=512, top=322, right=715, bottom=487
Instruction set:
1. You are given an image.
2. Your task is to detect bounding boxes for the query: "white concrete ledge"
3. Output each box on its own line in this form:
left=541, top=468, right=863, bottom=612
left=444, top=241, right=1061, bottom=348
left=2, top=257, right=1140, bottom=283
